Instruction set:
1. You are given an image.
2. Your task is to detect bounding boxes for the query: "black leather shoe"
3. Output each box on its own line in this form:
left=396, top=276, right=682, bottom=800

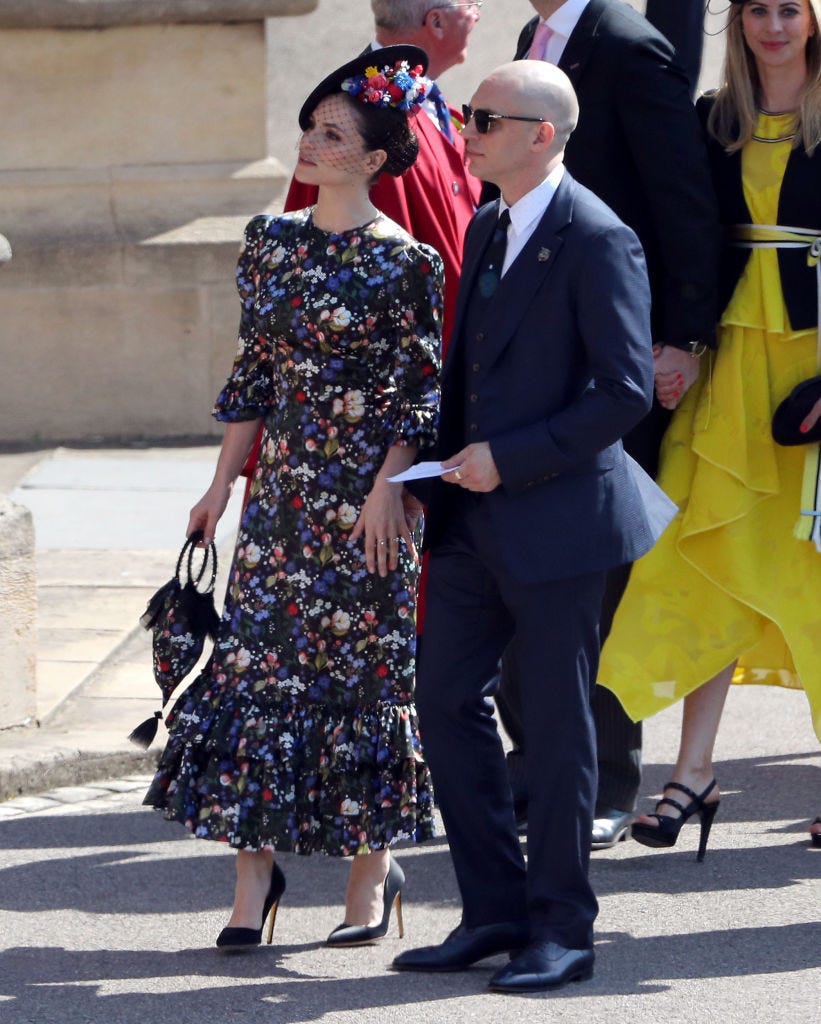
left=489, top=940, right=594, bottom=993
left=591, top=807, right=635, bottom=850
left=391, top=921, right=529, bottom=972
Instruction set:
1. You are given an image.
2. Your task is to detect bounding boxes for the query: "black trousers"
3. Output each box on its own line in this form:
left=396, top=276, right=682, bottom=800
left=417, top=496, right=604, bottom=950
left=645, top=0, right=705, bottom=96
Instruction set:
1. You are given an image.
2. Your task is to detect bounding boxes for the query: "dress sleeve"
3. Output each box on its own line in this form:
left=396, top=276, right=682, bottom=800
left=383, top=243, right=443, bottom=451
left=213, top=216, right=273, bottom=422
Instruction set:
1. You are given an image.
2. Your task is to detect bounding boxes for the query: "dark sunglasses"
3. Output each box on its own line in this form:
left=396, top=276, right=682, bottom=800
left=462, top=104, right=546, bottom=134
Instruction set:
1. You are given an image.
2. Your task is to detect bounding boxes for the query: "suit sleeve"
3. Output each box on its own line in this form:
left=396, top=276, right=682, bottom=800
left=614, top=33, right=719, bottom=347
left=490, top=224, right=654, bottom=492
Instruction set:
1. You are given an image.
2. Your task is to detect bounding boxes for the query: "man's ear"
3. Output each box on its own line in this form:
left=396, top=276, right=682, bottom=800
left=534, top=120, right=556, bottom=151
left=423, top=7, right=445, bottom=40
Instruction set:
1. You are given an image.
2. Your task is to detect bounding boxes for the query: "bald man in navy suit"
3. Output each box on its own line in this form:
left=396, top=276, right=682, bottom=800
left=392, top=59, right=660, bottom=994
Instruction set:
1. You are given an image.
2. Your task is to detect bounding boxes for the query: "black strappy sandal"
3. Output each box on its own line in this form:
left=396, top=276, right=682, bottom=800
left=632, top=779, right=720, bottom=862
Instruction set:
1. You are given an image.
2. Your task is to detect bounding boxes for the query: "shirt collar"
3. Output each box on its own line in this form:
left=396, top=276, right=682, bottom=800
left=500, top=164, right=565, bottom=236
left=544, top=0, right=593, bottom=40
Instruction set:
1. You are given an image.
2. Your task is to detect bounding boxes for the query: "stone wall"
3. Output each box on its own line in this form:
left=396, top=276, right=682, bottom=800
left=0, top=0, right=317, bottom=444
left=0, top=498, right=37, bottom=729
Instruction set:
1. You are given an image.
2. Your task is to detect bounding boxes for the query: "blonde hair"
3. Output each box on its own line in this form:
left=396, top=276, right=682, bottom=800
left=707, top=0, right=821, bottom=155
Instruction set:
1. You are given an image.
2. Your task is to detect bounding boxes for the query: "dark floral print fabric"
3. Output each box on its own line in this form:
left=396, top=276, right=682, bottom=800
left=145, top=210, right=443, bottom=855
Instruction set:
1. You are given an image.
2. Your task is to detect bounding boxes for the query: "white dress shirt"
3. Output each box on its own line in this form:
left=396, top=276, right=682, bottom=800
left=499, top=164, right=565, bottom=276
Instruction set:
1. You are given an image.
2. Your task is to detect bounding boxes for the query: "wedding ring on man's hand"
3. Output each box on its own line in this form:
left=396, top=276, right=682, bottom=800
left=454, top=469, right=463, bottom=481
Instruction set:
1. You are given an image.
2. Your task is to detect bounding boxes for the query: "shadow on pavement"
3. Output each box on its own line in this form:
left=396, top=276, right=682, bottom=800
left=0, top=918, right=819, bottom=1022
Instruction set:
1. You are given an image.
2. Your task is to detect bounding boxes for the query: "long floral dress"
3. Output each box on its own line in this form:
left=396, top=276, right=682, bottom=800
left=145, top=209, right=443, bottom=855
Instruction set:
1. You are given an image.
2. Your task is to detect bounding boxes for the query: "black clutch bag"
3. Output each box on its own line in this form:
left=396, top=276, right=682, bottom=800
left=128, top=530, right=219, bottom=748
left=772, top=375, right=821, bottom=445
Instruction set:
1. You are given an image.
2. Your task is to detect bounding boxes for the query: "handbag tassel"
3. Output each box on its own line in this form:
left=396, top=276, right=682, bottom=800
left=128, top=710, right=162, bottom=750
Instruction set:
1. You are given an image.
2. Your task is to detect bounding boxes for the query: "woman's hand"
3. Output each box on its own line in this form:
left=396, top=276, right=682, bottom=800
left=800, top=396, right=821, bottom=436
left=350, top=478, right=417, bottom=576
left=653, top=345, right=701, bottom=411
left=187, top=480, right=233, bottom=546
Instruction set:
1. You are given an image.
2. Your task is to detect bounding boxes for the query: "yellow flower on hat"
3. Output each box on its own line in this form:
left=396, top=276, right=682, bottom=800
left=364, top=65, right=378, bottom=78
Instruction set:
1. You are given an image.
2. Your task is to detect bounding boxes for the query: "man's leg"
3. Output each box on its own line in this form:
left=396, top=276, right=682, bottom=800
left=415, top=519, right=527, bottom=929
left=502, top=570, right=605, bottom=951
left=594, top=561, right=642, bottom=816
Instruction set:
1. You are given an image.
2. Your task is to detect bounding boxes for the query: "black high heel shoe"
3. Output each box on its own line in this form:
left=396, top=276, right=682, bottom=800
left=632, top=779, right=720, bottom=862
left=810, top=816, right=821, bottom=848
left=325, top=857, right=405, bottom=947
left=216, top=861, right=286, bottom=952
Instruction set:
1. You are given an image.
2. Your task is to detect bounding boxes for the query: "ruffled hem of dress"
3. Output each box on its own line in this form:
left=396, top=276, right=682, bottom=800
left=143, top=674, right=435, bottom=855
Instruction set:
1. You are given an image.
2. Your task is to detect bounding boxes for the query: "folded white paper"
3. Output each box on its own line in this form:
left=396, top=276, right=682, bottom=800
left=387, top=461, right=461, bottom=483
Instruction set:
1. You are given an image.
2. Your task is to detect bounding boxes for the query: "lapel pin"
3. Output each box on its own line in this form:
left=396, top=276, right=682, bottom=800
left=538, top=248, right=551, bottom=262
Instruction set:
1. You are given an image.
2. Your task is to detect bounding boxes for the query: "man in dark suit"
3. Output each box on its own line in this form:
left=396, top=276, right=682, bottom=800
left=496, top=0, right=719, bottom=849
left=392, top=59, right=658, bottom=993
left=645, top=0, right=704, bottom=95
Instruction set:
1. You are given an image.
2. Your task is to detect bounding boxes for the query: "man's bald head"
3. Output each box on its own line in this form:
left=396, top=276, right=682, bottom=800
left=481, top=61, right=579, bottom=154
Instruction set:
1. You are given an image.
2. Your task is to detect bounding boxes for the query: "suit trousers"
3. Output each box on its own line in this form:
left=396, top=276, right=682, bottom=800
left=495, top=398, right=671, bottom=813
left=417, top=493, right=604, bottom=950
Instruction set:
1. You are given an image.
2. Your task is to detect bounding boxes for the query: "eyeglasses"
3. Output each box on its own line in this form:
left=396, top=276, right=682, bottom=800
left=462, top=104, right=546, bottom=134
left=443, top=2, right=483, bottom=10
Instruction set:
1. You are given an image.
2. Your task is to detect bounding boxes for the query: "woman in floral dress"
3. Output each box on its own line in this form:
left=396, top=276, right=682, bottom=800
left=145, top=47, right=443, bottom=948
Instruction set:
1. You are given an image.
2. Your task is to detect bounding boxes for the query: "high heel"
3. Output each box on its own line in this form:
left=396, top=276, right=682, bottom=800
left=810, top=816, right=821, bottom=848
left=632, top=779, right=720, bottom=862
left=216, top=861, right=286, bottom=952
left=325, top=857, right=405, bottom=947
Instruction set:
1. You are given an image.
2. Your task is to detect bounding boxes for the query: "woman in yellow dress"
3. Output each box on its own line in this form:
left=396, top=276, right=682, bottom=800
left=599, top=0, right=821, bottom=857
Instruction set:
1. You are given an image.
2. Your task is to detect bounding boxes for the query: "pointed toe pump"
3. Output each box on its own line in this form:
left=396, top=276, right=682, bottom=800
left=326, top=857, right=405, bottom=947
left=632, top=779, right=720, bottom=862
left=216, top=861, right=286, bottom=952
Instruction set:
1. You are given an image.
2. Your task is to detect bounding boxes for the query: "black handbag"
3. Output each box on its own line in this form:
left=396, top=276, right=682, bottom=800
left=128, top=530, right=220, bottom=748
left=772, top=375, right=821, bottom=445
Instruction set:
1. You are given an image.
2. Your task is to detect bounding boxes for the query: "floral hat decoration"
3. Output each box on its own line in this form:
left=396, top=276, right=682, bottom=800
left=298, top=45, right=429, bottom=130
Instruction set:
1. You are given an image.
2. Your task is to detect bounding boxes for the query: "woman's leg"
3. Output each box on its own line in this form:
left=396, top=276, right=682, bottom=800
left=343, top=849, right=390, bottom=926
left=226, top=848, right=275, bottom=928
left=636, top=662, right=735, bottom=825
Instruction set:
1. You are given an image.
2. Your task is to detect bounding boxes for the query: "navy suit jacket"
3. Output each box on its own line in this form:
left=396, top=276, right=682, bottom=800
left=422, top=171, right=658, bottom=584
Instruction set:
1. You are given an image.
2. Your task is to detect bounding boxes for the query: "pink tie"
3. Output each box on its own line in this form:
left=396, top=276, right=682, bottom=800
left=528, top=21, right=554, bottom=61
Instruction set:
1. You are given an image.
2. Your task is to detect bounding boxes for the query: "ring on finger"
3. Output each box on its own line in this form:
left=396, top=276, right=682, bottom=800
left=454, top=469, right=463, bottom=481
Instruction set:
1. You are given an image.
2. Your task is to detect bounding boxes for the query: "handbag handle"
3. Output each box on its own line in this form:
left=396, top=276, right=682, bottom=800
left=179, top=529, right=218, bottom=594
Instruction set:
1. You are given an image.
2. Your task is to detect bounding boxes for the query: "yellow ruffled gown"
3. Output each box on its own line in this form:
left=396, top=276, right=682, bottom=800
left=600, top=111, right=821, bottom=742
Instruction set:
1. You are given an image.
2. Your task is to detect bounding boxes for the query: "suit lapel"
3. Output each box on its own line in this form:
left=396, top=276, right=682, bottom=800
left=477, top=180, right=574, bottom=371
left=447, top=174, right=577, bottom=384
left=558, top=0, right=607, bottom=85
